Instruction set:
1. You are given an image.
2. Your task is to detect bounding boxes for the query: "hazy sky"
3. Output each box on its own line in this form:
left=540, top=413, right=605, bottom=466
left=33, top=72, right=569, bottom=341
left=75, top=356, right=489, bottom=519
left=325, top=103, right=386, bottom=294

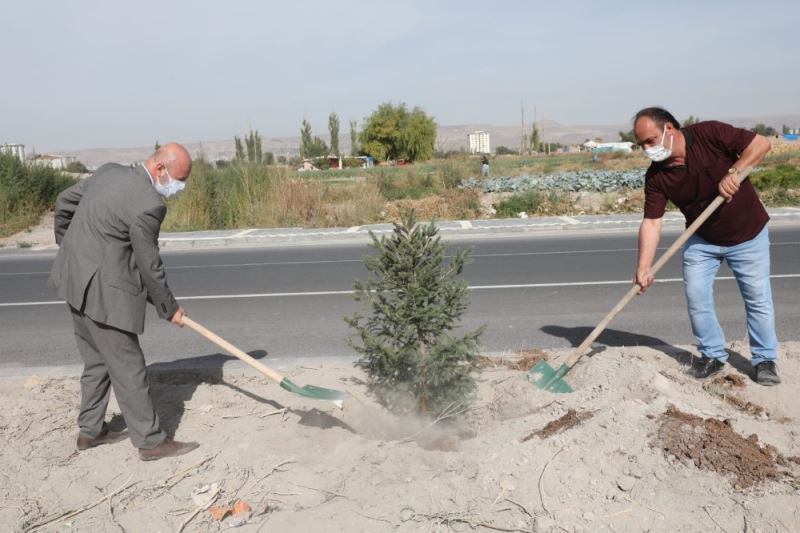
left=2, top=0, right=798, bottom=151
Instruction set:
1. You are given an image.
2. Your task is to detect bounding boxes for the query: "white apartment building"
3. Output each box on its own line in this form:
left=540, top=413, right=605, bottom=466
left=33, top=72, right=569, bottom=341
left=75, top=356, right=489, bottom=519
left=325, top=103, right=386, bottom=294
left=468, top=131, right=491, bottom=154
left=29, top=153, right=77, bottom=170
left=0, top=143, right=26, bottom=161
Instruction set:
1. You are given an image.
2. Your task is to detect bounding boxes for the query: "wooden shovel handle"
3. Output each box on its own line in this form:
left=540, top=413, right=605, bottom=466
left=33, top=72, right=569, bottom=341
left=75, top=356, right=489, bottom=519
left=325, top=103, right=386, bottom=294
left=564, top=166, right=754, bottom=368
left=182, top=316, right=286, bottom=385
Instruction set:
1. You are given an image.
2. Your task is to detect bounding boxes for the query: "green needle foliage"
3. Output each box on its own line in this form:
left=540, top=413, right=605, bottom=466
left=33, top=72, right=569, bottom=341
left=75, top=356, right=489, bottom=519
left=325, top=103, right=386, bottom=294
left=346, top=211, right=485, bottom=416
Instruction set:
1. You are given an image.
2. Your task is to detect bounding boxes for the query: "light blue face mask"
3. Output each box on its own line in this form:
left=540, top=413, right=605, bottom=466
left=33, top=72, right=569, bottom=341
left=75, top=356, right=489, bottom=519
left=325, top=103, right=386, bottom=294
left=644, top=125, right=674, bottom=162
left=154, top=167, right=186, bottom=198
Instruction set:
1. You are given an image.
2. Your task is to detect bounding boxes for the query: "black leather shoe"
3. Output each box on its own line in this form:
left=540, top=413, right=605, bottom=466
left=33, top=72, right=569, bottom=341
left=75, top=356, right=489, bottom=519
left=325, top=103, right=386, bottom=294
left=77, top=427, right=129, bottom=451
left=690, top=357, right=726, bottom=379
left=753, top=361, right=781, bottom=386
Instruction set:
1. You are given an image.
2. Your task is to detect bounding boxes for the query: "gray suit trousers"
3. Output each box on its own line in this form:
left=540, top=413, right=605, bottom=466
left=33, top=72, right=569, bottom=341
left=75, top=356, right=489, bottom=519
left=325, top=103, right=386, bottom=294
left=70, top=306, right=166, bottom=449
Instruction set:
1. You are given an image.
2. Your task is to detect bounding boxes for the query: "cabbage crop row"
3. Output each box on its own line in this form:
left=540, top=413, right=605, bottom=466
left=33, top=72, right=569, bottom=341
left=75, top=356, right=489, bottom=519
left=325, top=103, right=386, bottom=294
left=461, top=170, right=646, bottom=193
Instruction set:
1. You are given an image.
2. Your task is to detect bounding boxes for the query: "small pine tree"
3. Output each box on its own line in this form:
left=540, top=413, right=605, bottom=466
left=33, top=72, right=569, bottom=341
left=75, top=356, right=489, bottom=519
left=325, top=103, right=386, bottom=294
left=346, top=212, right=485, bottom=416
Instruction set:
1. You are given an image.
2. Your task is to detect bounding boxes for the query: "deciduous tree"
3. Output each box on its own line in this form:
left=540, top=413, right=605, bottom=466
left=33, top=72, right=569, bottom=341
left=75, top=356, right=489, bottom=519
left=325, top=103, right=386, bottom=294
left=359, top=103, right=437, bottom=162
left=329, top=112, right=340, bottom=156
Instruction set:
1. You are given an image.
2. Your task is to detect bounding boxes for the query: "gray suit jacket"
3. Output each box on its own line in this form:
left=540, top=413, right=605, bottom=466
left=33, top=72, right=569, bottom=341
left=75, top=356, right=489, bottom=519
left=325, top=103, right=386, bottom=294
left=48, top=163, right=179, bottom=334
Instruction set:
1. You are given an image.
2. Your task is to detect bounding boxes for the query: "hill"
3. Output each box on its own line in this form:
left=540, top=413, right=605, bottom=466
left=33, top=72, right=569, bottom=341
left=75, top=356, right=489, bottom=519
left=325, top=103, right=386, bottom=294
left=56, top=114, right=800, bottom=168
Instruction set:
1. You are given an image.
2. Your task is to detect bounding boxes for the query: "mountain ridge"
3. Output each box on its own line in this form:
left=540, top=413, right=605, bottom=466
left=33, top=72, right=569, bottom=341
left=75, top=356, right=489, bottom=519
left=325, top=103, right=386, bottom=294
left=54, top=113, right=800, bottom=168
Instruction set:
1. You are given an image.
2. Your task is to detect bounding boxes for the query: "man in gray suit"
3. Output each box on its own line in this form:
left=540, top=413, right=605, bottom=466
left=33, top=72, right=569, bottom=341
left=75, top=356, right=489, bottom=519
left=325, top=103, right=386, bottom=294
left=49, top=143, right=199, bottom=461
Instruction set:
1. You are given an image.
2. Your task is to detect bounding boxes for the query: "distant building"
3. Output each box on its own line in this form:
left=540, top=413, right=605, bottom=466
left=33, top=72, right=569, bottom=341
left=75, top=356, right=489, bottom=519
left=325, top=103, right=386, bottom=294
left=29, top=153, right=77, bottom=170
left=585, top=141, right=634, bottom=153
left=468, top=131, right=491, bottom=154
left=1, top=143, right=26, bottom=161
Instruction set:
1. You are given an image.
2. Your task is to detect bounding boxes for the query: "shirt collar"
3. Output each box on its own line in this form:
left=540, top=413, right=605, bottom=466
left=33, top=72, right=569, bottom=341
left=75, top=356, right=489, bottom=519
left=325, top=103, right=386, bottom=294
left=683, top=128, right=694, bottom=150
left=141, top=163, right=155, bottom=184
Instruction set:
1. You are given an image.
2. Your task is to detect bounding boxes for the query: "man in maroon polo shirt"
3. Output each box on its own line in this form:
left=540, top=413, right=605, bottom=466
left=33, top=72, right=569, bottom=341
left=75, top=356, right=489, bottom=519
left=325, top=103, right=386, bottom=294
left=633, top=107, right=780, bottom=385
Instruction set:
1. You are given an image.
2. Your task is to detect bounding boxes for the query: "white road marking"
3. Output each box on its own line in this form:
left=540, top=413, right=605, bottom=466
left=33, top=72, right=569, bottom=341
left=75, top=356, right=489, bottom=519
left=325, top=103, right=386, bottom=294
left=2, top=274, right=798, bottom=307
left=4, top=241, right=798, bottom=276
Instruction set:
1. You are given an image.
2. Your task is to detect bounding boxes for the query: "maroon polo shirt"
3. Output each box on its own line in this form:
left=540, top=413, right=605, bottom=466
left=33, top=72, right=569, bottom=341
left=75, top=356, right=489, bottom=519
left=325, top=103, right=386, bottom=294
left=643, top=120, right=769, bottom=246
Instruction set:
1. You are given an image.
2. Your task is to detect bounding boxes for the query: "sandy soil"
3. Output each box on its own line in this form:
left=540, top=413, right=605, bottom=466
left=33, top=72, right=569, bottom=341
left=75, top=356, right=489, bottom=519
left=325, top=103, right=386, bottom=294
left=3, top=342, right=798, bottom=533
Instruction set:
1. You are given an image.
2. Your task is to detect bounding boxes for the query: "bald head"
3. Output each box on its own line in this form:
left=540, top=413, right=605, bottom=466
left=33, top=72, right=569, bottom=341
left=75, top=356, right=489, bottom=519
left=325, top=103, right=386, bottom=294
left=145, top=142, right=192, bottom=183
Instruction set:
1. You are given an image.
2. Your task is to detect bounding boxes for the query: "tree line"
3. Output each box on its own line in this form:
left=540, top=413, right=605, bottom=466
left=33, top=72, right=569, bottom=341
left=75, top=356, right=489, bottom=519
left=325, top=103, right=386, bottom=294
left=300, top=103, right=437, bottom=163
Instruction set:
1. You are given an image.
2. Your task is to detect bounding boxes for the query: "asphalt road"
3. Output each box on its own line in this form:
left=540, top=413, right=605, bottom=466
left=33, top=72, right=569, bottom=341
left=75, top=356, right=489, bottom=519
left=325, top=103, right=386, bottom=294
left=1, top=225, right=798, bottom=370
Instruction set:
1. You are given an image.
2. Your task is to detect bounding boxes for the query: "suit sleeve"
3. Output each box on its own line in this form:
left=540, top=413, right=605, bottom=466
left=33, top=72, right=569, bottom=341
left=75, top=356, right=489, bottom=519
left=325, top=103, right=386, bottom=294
left=53, top=179, right=90, bottom=245
left=130, top=203, right=179, bottom=320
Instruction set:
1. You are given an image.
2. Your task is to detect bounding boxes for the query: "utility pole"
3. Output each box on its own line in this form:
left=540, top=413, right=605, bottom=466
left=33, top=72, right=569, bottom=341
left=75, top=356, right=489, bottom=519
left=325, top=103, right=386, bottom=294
left=541, top=111, right=547, bottom=155
left=520, top=101, right=526, bottom=156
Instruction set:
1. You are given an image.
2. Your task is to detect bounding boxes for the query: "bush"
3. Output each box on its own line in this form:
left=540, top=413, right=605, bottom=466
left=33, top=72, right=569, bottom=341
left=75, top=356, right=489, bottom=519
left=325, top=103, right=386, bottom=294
left=494, top=191, right=543, bottom=217
left=0, top=154, right=77, bottom=237
left=495, top=146, right=518, bottom=155
left=65, top=161, right=90, bottom=173
left=750, top=165, right=800, bottom=189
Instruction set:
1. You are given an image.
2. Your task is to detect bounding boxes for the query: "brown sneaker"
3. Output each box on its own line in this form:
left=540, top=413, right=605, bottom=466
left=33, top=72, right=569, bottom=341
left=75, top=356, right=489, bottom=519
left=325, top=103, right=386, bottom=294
left=138, top=437, right=199, bottom=462
left=76, top=428, right=129, bottom=451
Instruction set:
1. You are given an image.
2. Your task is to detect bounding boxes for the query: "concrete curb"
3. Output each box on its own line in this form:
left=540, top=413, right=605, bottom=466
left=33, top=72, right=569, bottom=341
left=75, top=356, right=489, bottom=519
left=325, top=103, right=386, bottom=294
left=3, top=209, right=800, bottom=254
left=156, top=208, right=800, bottom=249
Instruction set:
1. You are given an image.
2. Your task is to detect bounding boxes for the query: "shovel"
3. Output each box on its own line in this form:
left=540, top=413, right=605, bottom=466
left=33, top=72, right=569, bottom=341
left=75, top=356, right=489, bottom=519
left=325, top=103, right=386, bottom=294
left=530, top=167, right=754, bottom=393
left=182, top=316, right=348, bottom=406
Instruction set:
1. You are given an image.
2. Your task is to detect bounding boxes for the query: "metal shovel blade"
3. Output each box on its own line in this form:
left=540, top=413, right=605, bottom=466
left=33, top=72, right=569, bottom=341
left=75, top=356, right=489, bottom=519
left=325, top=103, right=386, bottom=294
left=279, top=378, right=348, bottom=403
left=528, top=361, right=574, bottom=394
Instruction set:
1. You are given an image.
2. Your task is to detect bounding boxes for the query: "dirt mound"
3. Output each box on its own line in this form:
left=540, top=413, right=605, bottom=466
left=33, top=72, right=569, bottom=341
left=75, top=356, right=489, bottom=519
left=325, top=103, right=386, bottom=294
left=653, top=405, right=796, bottom=488
left=4, top=343, right=800, bottom=532
left=521, top=409, right=594, bottom=441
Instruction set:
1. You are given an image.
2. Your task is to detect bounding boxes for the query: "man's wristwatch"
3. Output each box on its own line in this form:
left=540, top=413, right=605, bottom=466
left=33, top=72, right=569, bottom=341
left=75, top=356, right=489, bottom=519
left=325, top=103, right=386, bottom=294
left=727, top=167, right=741, bottom=175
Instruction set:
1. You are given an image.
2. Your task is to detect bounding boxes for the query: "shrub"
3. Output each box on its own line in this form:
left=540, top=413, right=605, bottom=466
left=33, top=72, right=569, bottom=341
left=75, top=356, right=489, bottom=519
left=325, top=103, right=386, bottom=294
left=494, top=191, right=543, bottom=217
left=750, top=165, right=800, bottom=189
left=0, top=154, right=76, bottom=237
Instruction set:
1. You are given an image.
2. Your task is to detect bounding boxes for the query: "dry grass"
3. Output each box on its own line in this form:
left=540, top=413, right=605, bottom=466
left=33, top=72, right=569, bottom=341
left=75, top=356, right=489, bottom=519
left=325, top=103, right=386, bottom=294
left=381, top=189, right=481, bottom=222
left=159, top=148, right=797, bottom=232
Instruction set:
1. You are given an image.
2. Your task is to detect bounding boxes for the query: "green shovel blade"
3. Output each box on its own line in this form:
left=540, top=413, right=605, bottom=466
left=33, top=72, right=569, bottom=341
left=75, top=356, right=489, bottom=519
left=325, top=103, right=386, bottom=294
left=279, top=378, right=348, bottom=401
left=528, top=361, right=574, bottom=394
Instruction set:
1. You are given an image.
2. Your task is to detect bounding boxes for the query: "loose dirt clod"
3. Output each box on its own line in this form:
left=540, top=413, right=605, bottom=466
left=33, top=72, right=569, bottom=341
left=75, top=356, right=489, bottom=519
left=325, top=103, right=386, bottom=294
left=521, top=409, right=594, bottom=442
left=478, top=349, right=548, bottom=371
left=711, top=374, right=746, bottom=388
left=653, top=405, right=797, bottom=488
left=703, top=374, right=767, bottom=417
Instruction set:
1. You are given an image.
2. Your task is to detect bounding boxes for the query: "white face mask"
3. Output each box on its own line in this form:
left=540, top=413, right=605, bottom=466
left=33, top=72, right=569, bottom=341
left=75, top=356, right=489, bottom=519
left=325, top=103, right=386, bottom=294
left=154, top=167, right=186, bottom=198
left=644, top=125, right=674, bottom=162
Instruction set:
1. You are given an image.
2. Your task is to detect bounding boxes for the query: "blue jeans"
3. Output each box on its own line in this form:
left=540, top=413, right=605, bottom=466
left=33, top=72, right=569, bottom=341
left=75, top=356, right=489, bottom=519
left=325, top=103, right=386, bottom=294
left=682, top=226, right=777, bottom=366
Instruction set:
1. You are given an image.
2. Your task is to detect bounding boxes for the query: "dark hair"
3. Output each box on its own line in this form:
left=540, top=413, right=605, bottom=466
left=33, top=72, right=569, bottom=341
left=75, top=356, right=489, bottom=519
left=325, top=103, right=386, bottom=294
left=633, top=107, right=681, bottom=129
